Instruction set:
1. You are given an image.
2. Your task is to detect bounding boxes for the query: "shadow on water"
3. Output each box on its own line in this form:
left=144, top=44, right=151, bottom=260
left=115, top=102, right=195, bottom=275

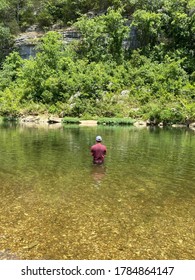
left=0, top=124, right=194, bottom=260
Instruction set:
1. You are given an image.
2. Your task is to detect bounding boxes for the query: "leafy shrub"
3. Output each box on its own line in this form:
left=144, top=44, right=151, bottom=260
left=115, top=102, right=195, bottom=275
left=0, top=87, right=21, bottom=117
left=140, top=101, right=186, bottom=124
left=62, top=117, right=80, bottom=124
left=160, top=106, right=185, bottom=124
left=20, top=102, right=47, bottom=115
left=97, top=117, right=135, bottom=125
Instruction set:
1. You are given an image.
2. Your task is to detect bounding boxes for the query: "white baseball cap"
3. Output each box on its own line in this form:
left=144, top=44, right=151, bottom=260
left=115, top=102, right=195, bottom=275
left=96, top=136, right=102, bottom=142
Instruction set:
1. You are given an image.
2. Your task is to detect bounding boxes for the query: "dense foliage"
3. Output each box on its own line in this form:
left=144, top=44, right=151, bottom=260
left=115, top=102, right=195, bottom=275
left=0, top=0, right=194, bottom=123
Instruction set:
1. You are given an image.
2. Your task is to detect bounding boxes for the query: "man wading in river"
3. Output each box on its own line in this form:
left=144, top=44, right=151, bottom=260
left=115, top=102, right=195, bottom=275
left=91, top=136, right=107, bottom=164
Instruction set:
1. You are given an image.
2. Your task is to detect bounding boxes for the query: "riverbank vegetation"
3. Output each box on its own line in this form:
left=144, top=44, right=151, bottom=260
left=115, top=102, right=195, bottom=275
left=97, top=118, right=135, bottom=125
left=0, top=0, right=195, bottom=124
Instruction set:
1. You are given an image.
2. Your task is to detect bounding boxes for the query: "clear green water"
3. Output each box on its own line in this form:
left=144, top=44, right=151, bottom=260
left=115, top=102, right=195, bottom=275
left=0, top=123, right=194, bottom=260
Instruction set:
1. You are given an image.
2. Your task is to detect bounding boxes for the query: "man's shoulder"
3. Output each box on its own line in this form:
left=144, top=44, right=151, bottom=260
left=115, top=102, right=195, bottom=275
left=100, top=144, right=107, bottom=150
left=91, top=143, right=106, bottom=149
left=91, top=144, right=97, bottom=150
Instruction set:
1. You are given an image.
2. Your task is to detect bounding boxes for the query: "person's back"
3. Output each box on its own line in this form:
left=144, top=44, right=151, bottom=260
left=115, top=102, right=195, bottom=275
left=91, top=136, right=107, bottom=164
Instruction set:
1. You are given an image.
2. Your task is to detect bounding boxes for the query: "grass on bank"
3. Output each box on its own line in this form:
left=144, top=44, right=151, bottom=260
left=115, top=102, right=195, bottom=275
left=0, top=116, right=19, bottom=122
left=61, top=117, right=136, bottom=125
left=97, top=117, right=135, bottom=125
left=62, top=117, right=80, bottom=124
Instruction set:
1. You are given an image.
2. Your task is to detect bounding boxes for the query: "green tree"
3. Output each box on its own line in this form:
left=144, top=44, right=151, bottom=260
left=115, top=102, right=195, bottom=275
left=0, top=24, right=14, bottom=65
left=21, top=31, right=66, bottom=103
left=0, top=51, right=23, bottom=89
left=74, top=8, right=129, bottom=63
left=131, top=9, right=163, bottom=49
left=0, top=51, right=23, bottom=116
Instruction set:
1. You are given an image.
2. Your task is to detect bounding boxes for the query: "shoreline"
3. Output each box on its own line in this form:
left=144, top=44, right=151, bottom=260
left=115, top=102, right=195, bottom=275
left=0, top=115, right=195, bottom=131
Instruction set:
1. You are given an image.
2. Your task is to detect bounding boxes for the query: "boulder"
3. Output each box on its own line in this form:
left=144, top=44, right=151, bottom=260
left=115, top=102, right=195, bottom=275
left=172, top=124, right=187, bottom=128
left=189, top=122, right=195, bottom=130
left=133, top=120, right=147, bottom=127
left=20, top=116, right=41, bottom=123
left=48, top=117, right=62, bottom=124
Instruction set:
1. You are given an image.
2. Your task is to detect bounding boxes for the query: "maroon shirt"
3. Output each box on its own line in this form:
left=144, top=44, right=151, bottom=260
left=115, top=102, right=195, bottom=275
left=91, top=143, right=107, bottom=164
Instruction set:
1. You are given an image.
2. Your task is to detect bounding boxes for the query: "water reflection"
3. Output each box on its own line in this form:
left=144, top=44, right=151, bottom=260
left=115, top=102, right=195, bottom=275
left=91, top=164, right=106, bottom=188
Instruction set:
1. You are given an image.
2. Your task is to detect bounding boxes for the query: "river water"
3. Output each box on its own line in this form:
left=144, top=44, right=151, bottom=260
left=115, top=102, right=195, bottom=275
left=0, top=123, right=194, bottom=260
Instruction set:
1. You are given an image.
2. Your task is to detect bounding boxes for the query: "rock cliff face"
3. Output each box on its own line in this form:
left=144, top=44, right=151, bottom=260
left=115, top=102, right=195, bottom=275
left=14, top=26, right=81, bottom=59
left=15, top=32, right=41, bottom=59
left=14, top=24, right=138, bottom=59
